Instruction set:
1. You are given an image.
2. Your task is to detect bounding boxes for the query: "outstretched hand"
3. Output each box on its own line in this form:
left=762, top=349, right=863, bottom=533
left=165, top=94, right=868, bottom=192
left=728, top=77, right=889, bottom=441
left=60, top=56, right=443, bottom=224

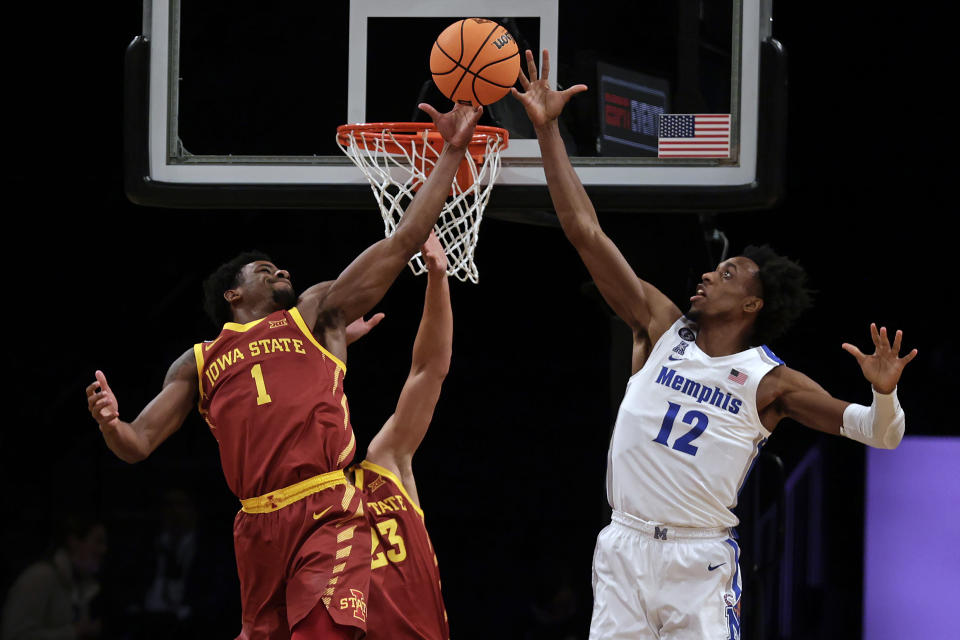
left=421, top=231, right=448, bottom=275
left=842, top=323, right=917, bottom=394
left=511, top=49, right=587, bottom=130
left=418, top=103, right=483, bottom=151
left=346, top=313, right=386, bottom=346
left=86, top=370, right=120, bottom=430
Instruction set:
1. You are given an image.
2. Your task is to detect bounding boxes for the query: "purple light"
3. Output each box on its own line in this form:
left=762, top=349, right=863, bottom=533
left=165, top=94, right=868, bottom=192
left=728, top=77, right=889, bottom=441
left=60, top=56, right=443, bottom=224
left=864, top=436, right=960, bottom=639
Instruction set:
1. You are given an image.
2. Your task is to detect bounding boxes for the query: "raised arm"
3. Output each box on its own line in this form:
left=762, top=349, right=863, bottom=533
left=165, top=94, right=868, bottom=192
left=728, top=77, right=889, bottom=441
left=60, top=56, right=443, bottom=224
left=85, top=348, right=198, bottom=463
left=760, top=324, right=917, bottom=449
left=512, top=50, right=682, bottom=356
left=299, top=103, right=481, bottom=362
left=364, top=233, right=452, bottom=507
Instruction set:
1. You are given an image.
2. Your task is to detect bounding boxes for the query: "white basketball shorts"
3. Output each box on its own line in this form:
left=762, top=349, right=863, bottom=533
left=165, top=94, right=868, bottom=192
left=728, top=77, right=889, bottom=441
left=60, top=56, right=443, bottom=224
left=590, top=510, right=742, bottom=640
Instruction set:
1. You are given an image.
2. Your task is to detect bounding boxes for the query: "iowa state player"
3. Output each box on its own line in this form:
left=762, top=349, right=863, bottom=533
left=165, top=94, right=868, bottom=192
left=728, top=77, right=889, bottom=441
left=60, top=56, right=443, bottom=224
left=511, top=51, right=917, bottom=639
left=85, top=103, right=482, bottom=640
left=352, top=231, right=451, bottom=640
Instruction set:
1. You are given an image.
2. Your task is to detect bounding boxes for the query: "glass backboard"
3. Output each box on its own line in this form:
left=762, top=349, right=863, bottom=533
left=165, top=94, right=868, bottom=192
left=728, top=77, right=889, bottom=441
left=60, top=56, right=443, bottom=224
left=125, top=0, right=785, bottom=212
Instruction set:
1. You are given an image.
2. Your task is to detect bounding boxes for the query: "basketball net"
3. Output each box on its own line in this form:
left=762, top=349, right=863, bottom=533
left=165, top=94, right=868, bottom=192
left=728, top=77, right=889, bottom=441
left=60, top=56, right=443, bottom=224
left=336, top=123, right=508, bottom=283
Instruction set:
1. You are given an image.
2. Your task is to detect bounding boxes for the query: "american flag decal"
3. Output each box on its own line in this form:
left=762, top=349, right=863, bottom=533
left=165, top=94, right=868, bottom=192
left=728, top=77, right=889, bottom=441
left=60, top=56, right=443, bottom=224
left=658, top=114, right=731, bottom=158
left=728, top=368, right=748, bottom=385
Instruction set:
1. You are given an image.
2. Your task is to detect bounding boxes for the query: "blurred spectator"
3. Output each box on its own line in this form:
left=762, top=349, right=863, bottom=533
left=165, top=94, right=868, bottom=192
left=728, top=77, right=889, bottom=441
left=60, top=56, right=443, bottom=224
left=142, top=489, right=199, bottom=624
left=1, top=515, right=106, bottom=640
left=122, top=488, right=239, bottom=639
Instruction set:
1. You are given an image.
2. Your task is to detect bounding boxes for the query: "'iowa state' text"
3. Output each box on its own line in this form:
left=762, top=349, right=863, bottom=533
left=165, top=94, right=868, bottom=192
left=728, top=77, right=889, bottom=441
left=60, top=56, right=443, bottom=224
left=205, top=338, right=308, bottom=385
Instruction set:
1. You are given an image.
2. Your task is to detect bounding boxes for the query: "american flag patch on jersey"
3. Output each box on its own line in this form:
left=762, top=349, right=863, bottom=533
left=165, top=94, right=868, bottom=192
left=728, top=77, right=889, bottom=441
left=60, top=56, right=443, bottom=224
left=728, top=369, right=748, bottom=385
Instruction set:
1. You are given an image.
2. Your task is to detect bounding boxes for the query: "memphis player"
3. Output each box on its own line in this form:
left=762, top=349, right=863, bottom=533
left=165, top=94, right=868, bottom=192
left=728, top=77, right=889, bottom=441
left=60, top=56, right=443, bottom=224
left=512, top=50, right=916, bottom=639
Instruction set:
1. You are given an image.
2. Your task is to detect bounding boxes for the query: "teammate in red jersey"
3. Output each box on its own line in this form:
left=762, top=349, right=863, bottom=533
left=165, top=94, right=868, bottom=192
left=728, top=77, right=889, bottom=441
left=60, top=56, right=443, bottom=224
left=85, top=103, right=482, bottom=640
left=351, top=231, right=452, bottom=640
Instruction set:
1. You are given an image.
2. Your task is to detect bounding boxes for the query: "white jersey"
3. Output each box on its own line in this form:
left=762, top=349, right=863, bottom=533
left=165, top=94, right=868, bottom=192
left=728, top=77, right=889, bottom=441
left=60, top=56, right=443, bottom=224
left=606, top=316, right=782, bottom=528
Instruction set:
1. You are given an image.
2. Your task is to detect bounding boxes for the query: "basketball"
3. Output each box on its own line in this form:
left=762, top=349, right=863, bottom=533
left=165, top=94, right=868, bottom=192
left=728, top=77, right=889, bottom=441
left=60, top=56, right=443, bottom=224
left=430, top=18, right=520, bottom=107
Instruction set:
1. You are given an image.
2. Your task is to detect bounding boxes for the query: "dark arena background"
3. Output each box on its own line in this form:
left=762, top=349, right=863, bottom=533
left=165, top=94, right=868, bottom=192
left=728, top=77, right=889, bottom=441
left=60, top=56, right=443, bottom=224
left=2, top=3, right=953, bottom=640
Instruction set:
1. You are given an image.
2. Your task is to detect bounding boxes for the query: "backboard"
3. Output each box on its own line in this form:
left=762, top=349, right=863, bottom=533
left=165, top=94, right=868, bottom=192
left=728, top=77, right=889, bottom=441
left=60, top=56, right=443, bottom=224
left=125, top=0, right=785, bottom=212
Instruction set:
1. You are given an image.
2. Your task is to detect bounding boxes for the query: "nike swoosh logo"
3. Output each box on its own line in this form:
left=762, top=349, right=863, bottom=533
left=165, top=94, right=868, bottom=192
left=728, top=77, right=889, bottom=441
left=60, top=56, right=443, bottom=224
left=708, top=563, right=726, bottom=571
left=668, top=355, right=683, bottom=361
left=204, top=337, right=222, bottom=352
left=313, top=506, right=332, bottom=520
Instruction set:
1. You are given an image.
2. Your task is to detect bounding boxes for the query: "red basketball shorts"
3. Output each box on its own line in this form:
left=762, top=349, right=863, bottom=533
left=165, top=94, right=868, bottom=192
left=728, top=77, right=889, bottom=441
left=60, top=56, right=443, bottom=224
left=232, top=472, right=370, bottom=640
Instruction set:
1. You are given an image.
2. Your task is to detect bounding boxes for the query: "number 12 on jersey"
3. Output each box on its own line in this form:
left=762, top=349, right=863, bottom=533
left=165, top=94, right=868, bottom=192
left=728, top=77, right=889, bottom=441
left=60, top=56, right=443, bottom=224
left=653, top=402, right=708, bottom=456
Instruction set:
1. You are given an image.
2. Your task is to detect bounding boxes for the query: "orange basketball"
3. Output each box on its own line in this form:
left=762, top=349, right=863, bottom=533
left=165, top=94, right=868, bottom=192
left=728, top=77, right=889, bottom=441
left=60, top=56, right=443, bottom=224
left=430, top=18, right=520, bottom=107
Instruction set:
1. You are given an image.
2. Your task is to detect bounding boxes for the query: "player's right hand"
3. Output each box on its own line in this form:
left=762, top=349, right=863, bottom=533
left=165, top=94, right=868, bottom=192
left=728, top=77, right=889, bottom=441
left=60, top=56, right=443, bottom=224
left=511, top=49, right=587, bottom=129
left=421, top=231, right=448, bottom=275
left=418, top=102, right=483, bottom=151
left=86, top=370, right=120, bottom=430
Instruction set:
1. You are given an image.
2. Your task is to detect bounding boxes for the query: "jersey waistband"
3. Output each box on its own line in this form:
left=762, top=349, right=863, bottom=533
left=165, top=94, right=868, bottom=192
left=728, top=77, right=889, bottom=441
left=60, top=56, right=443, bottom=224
left=240, top=469, right=347, bottom=514
left=611, top=509, right=732, bottom=540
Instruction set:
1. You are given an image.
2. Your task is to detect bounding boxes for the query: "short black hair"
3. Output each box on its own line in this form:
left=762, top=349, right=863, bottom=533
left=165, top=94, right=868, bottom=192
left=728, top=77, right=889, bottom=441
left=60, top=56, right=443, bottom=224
left=203, top=251, right=272, bottom=327
left=741, top=244, right=813, bottom=346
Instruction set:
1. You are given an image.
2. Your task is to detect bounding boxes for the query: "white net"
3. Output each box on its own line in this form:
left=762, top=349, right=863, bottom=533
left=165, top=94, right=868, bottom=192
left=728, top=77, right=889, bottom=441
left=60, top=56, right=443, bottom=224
left=336, top=124, right=507, bottom=283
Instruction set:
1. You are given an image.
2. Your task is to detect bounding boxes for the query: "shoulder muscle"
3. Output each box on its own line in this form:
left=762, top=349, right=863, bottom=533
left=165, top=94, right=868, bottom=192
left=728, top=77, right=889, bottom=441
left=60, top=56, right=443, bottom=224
left=164, top=347, right=198, bottom=388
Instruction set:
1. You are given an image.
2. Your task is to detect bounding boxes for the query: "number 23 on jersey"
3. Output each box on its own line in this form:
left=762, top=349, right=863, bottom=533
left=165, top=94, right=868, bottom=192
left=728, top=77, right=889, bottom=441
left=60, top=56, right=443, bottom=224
left=371, top=518, right=407, bottom=569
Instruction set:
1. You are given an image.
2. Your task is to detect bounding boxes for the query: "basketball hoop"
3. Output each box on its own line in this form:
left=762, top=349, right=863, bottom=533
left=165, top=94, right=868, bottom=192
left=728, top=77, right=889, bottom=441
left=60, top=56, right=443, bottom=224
left=336, top=122, right=508, bottom=283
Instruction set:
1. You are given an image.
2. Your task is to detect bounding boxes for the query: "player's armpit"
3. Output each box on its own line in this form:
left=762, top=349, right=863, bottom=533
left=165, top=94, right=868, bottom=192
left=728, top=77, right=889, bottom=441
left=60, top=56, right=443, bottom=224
left=364, top=417, right=406, bottom=480
left=364, top=415, right=423, bottom=510
left=640, top=281, right=685, bottom=346
left=294, top=280, right=334, bottom=330
left=759, top=366, right=849, bottom=435
left=319, top=237, right=419, bottom=331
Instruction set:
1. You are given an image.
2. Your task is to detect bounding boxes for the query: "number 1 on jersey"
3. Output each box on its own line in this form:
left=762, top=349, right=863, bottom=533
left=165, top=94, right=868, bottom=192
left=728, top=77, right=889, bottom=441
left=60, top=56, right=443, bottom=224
left=250, top=363, right=272, bottom=405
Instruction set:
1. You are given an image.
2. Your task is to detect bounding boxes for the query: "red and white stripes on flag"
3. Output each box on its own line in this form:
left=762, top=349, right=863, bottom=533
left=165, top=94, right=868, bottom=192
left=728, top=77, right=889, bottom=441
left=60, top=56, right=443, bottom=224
left=728, top=368, right=748, bottom=385
left=657, top=114, right=731, bottom=158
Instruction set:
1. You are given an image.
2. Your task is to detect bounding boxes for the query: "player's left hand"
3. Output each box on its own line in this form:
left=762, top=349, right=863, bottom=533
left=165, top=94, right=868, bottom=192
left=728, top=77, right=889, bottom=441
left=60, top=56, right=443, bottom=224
left=346, top=313, right=385, bottom=345
left=511, top=49, right=587, bottom=130
left=421, top=231, right=448, bottom=275
left=842, top=323, right=917, bottom=394
left=418, top=102, right=483, bottom=151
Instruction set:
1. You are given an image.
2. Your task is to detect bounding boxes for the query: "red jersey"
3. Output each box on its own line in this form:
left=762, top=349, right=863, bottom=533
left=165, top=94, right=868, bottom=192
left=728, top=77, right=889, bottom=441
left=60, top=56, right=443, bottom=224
left=354, top=460, right=449, bottom=640
left=194, top=307, right=356, bottom=498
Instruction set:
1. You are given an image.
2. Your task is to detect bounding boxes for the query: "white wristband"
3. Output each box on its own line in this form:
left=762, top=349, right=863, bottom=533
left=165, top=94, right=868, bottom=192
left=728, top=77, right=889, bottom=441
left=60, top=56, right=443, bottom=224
left=841, top=387, right=905, bottom=450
